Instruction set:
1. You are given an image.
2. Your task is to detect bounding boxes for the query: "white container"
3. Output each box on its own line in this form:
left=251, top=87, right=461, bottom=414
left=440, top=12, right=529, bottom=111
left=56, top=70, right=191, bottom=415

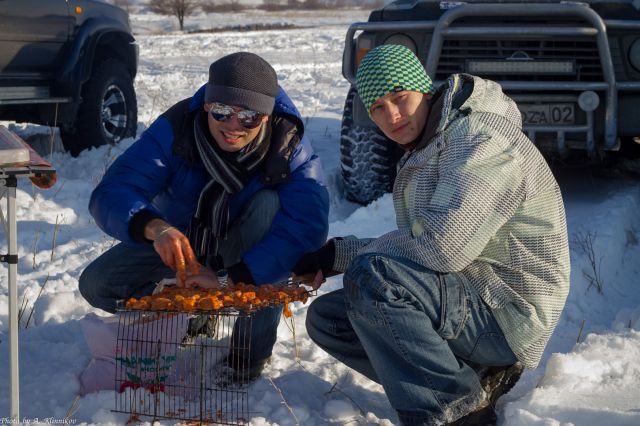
left=0, top=126, right=29, bottom=166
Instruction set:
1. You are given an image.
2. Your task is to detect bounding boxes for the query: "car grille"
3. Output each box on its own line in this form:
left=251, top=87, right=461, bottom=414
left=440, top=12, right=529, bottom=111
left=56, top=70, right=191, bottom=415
left=435, top=38, right=603, bottom=82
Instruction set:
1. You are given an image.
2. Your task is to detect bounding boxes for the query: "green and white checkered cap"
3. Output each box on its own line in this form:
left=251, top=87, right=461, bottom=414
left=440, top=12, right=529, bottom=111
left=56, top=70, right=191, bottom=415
left=356, top=44, right=434, bottom=113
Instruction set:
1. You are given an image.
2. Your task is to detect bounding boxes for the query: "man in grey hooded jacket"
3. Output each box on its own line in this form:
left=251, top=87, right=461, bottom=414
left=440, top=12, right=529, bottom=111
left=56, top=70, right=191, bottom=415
left=293, top=44, right=570, bottom=425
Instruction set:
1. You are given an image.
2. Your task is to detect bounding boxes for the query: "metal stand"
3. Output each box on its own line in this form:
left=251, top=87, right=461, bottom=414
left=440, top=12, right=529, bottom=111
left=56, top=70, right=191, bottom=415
left=1, top=175, right=19, bottom=421
left=1, top=164, right=55, bottom=422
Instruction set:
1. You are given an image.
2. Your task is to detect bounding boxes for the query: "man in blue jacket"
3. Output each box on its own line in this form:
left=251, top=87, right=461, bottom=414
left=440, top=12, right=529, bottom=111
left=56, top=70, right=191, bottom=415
left=79, top=52, right=330, bottom=382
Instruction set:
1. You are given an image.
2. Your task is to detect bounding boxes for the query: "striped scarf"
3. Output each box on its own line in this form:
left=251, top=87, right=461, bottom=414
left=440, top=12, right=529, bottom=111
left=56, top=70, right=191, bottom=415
left=187, top=114, right=270, bottom=268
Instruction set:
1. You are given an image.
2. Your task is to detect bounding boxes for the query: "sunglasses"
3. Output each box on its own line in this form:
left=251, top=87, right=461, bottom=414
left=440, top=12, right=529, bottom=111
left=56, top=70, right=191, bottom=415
left=208, top=103, right=265, bottom=129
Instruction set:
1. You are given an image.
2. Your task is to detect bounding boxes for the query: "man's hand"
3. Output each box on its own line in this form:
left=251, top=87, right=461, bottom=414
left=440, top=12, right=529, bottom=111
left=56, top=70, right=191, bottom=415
left=292, top=270, right=325, bottom=290
left=292, top=240, right=338, bottom=289
left=184, top=266, right=231, bottom=289
left=145, top=219, right=200, bottom=286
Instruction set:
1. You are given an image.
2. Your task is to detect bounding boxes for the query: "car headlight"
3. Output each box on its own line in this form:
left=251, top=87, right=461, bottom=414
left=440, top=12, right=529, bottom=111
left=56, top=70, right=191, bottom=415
left=383, top=34, right=417, bottom=54
left=630, top=38, right=640, bottom=72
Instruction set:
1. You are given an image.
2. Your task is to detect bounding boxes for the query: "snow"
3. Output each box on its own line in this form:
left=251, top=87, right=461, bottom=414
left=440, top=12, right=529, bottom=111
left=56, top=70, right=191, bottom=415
left=2, top=7, right=640, bottom=425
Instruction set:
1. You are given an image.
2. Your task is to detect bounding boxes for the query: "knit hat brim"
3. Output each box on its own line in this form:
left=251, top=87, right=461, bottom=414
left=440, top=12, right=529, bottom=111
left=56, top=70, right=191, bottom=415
left=205, top=84, right=275, bottom=115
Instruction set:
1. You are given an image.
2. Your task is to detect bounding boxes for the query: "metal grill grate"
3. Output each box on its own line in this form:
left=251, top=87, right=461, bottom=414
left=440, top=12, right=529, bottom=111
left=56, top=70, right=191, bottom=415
left=113, top=309, right=254, bottom=425
left=435, top=38, right=602, bottom=81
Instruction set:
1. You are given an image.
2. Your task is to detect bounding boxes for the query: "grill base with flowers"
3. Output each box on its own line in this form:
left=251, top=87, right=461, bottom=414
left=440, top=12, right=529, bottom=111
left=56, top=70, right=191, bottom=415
left=113, top=282, right=312, bottom=425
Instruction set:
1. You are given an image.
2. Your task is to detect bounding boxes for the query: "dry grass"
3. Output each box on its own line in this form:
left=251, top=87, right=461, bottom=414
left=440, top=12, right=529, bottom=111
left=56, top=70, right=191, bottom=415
left=572, top=230, right=605, bottom=294
left=18, top=274, right=50, bottom=329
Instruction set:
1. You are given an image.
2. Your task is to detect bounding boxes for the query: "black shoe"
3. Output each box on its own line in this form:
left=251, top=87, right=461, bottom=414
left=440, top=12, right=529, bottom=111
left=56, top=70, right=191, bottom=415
left=216, top=354, right=270, bottom=385
left=185, top=314, right=218, bottom=340
left=449, top=363, right=523, bottom=425
left=480, top=362, right=523, bottom=407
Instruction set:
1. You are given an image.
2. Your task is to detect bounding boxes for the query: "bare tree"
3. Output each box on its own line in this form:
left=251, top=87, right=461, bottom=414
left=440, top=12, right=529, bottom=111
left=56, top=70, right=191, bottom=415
left=260, top=0, right=283, bottom=11
left=302, top=0, right=325, bottom=9
left=201, top=0, right=246, bottom=13
left=149, top=0, right=200, bottom=31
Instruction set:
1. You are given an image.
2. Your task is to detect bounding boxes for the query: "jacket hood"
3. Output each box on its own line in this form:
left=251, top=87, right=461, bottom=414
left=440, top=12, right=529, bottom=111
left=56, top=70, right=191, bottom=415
left=422, top=74, right=523, bottom=145
left=457, top=74, right=522, bottom=127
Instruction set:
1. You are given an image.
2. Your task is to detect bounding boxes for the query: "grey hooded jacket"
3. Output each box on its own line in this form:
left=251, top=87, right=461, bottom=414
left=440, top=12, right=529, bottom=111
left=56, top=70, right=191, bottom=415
left=334, top=74, right=570, bottom=368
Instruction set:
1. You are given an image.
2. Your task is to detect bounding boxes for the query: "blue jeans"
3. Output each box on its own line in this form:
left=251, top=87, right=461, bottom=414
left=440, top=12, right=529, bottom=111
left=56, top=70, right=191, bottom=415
left=79, top=190, right=282, bottom=361
left=306, top=253, right=517, bottom=426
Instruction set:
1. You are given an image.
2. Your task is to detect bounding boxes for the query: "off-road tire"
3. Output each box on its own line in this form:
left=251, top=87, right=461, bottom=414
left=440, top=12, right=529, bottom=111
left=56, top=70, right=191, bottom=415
left=61, top=59, right=137, bottom=157
left=340, top=87, right=399, bottom=205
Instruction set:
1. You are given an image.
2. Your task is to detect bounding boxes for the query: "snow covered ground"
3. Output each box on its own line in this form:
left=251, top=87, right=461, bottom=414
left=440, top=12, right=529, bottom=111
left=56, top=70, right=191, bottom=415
left=2, top=8, right=640, bottom=426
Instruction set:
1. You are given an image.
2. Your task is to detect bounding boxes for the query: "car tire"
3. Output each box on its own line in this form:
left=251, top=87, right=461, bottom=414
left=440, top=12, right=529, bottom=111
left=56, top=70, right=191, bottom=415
left=61, top=59, right=137, bottom=157
left=340, top=87, right=399, bottom=205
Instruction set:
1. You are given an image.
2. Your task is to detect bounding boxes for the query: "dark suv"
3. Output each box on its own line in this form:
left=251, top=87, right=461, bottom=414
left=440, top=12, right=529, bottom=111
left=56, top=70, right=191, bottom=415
left=0, top=0, right=138, bottom=156
left=340, top=0, right=640, bottom=204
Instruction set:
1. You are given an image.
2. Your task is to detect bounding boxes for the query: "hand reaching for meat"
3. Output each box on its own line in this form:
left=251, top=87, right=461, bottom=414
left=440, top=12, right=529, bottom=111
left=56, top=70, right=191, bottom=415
left=145, top=219, right=200, bottom=286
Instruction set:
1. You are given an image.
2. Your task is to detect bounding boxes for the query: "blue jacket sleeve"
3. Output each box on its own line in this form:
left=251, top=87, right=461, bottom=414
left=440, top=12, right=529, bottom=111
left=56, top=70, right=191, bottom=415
left=241, top=136, right=330, bottom=284
left=88, top=117, right=176, bottom=244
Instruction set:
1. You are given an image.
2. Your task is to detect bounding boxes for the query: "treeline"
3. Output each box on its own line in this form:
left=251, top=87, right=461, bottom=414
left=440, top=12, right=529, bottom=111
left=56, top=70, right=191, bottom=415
left=110, top=0, right=386, bottom=30
left=111, top=0, right=385, bottom=14
left=251, top=0, right=386, bottom=12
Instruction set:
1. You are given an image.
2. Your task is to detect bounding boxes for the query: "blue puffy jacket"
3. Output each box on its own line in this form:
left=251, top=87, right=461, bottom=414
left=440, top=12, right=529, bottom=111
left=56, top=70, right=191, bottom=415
left=89, top=86, right=330, bottom=285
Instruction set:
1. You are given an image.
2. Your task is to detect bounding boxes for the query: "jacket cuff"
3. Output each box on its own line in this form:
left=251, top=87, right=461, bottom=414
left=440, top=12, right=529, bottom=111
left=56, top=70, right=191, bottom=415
left=129, top=209, right=163, bottom=243
left=320, top=239, right=337, bottom=275
left=333, top=236, right=375, bottom=272
left=227, top=261, right=255, bottom=285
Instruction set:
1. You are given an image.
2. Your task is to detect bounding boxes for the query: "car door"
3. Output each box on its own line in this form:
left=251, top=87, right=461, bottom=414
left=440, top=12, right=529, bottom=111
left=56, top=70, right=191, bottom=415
left=0, top=0, right=70, bottom=78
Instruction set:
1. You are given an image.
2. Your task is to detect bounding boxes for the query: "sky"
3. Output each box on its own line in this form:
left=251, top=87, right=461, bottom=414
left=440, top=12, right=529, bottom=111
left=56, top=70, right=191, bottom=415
left=1, top=5, right=640, bottom=426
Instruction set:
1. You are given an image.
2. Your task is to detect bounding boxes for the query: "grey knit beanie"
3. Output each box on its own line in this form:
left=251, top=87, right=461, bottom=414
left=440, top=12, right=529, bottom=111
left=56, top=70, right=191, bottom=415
left=204, top=52, right=278, bottom=115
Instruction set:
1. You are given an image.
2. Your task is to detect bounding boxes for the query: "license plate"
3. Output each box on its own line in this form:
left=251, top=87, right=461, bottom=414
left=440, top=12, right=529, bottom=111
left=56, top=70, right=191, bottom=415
left=519, top=103, right=575, bottom=126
